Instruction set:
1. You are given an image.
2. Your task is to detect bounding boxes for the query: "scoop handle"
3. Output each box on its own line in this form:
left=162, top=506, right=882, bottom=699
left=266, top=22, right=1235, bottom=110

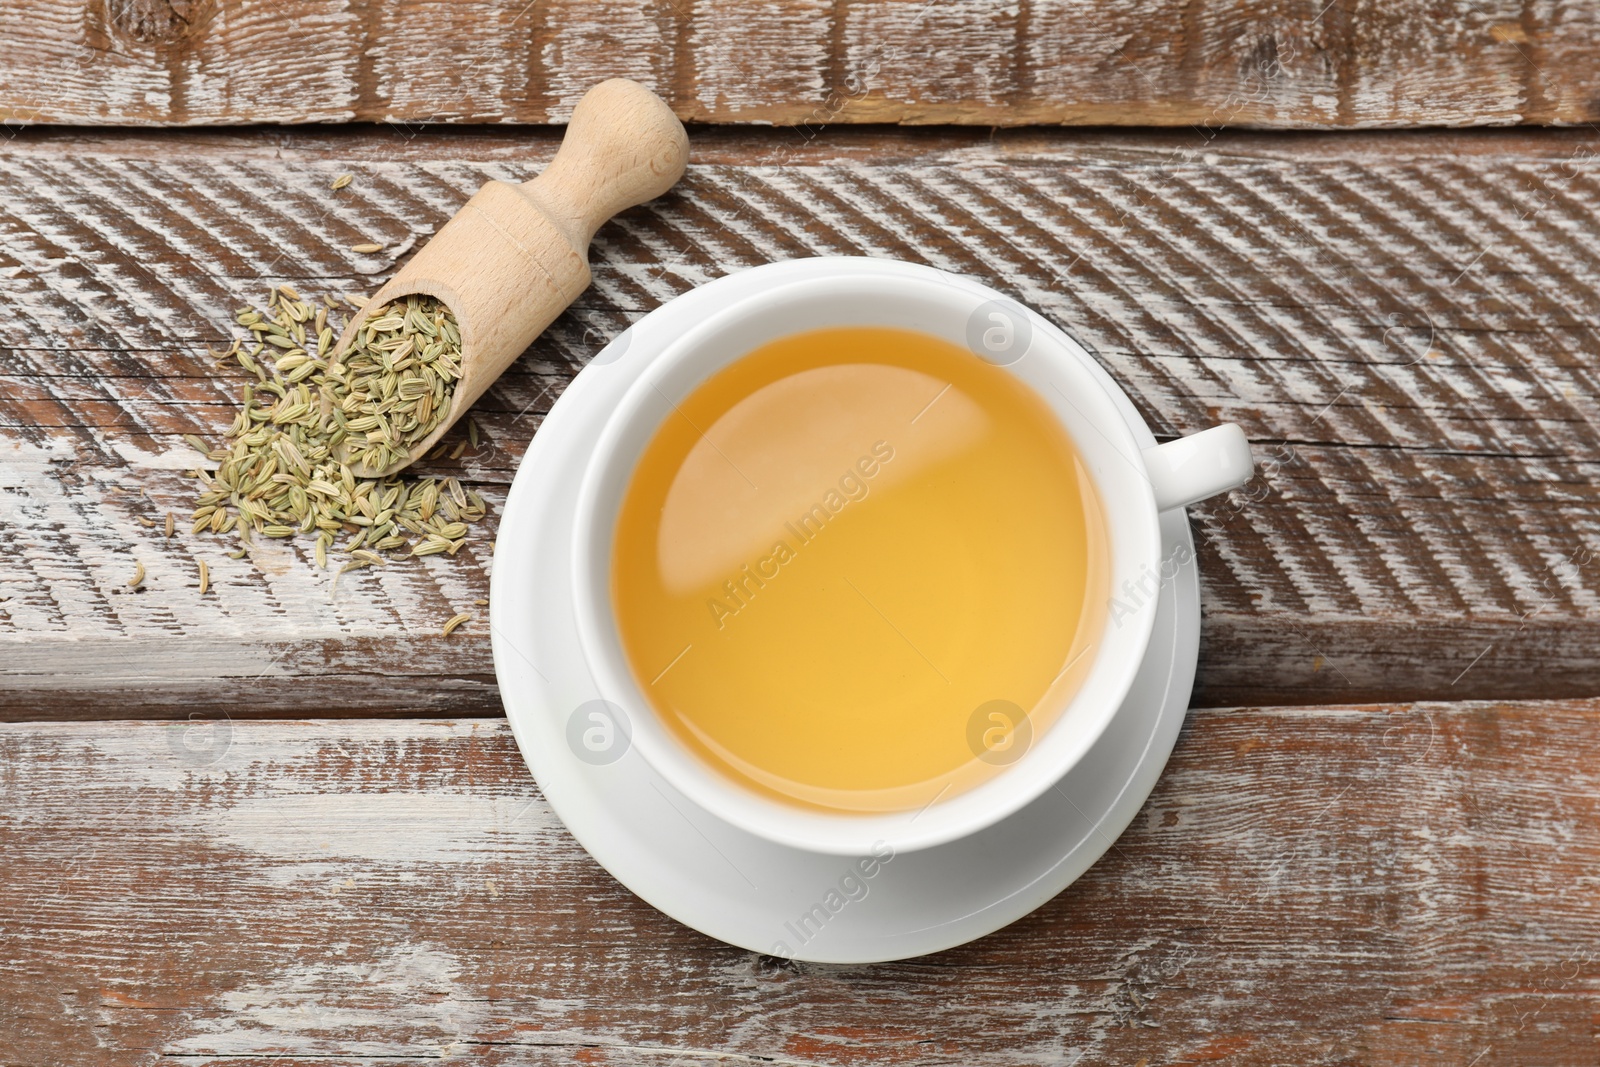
left=338, top=79, right=687, bottom=478
left=521, top=78, right=690, bottom=252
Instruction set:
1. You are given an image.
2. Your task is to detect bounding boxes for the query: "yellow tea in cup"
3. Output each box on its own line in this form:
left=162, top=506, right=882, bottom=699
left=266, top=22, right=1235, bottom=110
left=611, top=326, right=1108, bottom=813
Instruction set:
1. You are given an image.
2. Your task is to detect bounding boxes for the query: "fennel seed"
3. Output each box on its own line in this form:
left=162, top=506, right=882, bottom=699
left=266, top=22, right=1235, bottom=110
left=182, top=287, right=485, bottom=574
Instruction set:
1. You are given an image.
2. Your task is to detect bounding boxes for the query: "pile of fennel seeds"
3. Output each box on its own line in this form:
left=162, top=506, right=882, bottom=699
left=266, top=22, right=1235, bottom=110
left=186, top=285, right=486, bottom=577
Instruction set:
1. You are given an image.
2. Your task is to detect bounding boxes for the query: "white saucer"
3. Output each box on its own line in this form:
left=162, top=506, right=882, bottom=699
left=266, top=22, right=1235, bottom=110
left=491, top=261, right=1200, bottom=963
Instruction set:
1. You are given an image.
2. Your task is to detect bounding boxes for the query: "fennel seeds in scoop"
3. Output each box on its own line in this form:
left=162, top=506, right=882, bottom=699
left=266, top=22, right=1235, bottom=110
left=185, top=287, right=486, bottom=574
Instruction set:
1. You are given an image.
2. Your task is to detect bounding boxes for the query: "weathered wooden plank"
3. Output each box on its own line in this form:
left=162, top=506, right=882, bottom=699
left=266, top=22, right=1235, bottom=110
left=1, top=0, right=1599, bottom=128
left=3, top=133, right=1600, bottom=717
left=3, top=703, right=1599, bottom=1064
left=10, top=123, right=1600, bottom=168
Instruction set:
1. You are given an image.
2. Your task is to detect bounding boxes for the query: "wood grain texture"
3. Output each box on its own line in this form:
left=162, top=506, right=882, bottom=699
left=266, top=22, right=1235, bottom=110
left=3, top=130, right=1600, bottom=717
left=4, top=703, right=1600, bottom=1064
left=11, top=122, right=1600, bottom=167
left=2, top=0, right=1599, bottom=128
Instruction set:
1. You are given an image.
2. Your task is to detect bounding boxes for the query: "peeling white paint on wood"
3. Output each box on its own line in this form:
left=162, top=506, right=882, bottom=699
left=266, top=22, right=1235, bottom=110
left=3, top=138, right=1600, bottom=717
left=208, top=792, right=560, bottom=867
left=2, top=0, right=1596, bottom=128
left=4, top=707, right=1600, bottom=1063
left=164, top=944, right=488, bottom=1061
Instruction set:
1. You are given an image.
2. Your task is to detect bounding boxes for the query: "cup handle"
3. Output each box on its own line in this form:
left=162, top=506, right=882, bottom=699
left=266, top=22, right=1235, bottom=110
left=1141, top=424, right=1255, bottom=512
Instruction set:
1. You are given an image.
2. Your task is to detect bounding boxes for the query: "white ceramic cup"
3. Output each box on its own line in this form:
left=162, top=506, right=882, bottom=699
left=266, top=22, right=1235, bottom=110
left=569, top=258, right=1252, bottom=856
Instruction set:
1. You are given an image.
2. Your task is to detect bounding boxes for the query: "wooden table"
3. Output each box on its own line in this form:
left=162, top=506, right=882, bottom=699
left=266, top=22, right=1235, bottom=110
left=5, top=4, right=1600, bottom=1063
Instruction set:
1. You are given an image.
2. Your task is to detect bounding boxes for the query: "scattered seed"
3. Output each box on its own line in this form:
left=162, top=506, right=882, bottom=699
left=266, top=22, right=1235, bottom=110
left=441, top=612, right=471, bottom=637
left=165, top=512, right=175, bottom=539
left=128, top=561, right=145, bottom=588
left=351, top=242, right=384, bottom=254
left=137, top=516, right=156, bottom=527
left=182, top=288, right=482, bottom=574
left=197, top=560, right=210, bottom=595
left=473, top=598, right=488, bottom=606
left=331, top=173, right=354, bottom=191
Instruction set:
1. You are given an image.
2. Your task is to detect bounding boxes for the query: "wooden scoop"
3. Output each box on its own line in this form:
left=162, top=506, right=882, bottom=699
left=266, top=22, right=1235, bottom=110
left=335, top=78, right=688, bottom=477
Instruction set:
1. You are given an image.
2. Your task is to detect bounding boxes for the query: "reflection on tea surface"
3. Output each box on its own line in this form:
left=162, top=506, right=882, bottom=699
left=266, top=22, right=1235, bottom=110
left=613, top=327, right=1108, bottom=812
